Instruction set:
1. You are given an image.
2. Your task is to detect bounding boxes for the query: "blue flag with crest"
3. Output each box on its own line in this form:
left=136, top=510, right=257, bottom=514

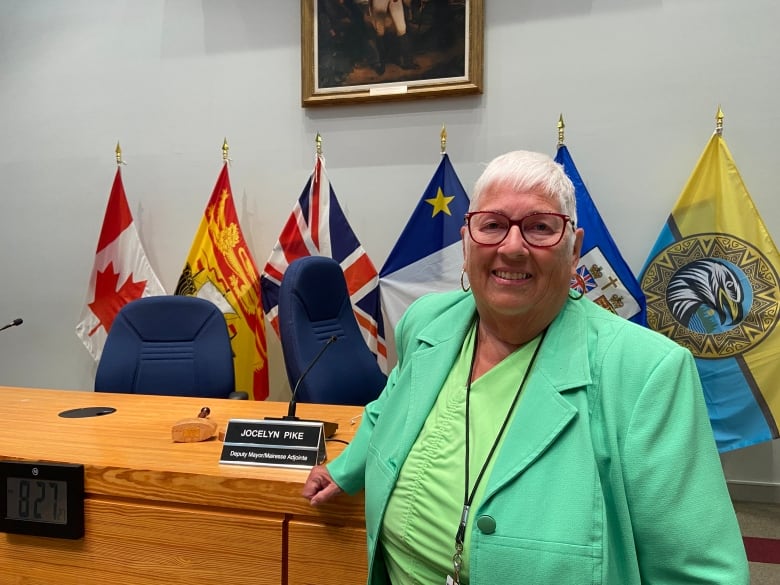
left=555, top=144, right=647, bottom=325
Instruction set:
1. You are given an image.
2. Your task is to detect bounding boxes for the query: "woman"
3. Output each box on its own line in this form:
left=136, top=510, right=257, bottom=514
left=303, top=150, right=749, bottom=584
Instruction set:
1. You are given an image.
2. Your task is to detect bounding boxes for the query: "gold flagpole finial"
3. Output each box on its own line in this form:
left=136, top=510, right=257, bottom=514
left=715, top=106, right=724, bottom=136
left=115, top=141, right=125, bottom=165
left=440, top=125, right=447, bottom=155
left=222, top=137, right=230, bottom=162
left=316, top=132, right=323, bottom=156
left=557, top=114, right=565, bottom=147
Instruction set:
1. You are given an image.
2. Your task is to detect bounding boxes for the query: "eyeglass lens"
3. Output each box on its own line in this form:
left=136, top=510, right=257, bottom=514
left=469, top=212, right=567, bottom=246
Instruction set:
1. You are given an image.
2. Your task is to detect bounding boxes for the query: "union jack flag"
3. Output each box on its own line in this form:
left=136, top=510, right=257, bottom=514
left=260, top=154, right=387, bottom=370
left=572, top=264, right=598, bottom=294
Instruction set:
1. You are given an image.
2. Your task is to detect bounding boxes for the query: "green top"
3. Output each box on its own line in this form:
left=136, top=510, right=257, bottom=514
left=328, top=291, right=748, bottom=584
left=380, top=323, right=540, bottom=584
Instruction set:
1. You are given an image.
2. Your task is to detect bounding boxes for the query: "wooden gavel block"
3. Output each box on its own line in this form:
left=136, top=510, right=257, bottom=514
left=172, top=407, right=218, bottom=443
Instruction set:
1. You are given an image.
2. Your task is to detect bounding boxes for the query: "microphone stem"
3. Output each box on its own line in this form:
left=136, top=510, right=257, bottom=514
left=287, top=335, right=337, bottom=419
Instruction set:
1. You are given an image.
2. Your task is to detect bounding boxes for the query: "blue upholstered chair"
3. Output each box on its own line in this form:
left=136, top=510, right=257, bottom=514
left=278, top=256, right=387, bottom=406
left=95, top=295, right=246, bottom=399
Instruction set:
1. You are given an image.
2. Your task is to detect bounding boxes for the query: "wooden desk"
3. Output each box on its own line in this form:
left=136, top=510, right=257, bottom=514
left=0, top=386, right=368, bottom=585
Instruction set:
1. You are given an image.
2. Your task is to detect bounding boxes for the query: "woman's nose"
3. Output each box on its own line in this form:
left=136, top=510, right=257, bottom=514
left=499, top=225, right=530, bottom=254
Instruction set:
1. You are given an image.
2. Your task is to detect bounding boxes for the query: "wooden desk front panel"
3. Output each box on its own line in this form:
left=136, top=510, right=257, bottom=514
left=0, top=387, right=369, bottom=584
left=1, top=499, right=283, bottom=585
left=288, top=519, right=368, bottom=585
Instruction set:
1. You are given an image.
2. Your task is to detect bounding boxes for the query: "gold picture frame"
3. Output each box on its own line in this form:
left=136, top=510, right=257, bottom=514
left=301, top=0, right=484, bottom=107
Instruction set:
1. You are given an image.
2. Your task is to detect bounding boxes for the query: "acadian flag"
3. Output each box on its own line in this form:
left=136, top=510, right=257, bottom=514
left=379, top=153, right=470, bottom=329
left=555, top=145, right=646, bottom=325
left=175, top=162, right=270, bottom=400
left=76, top=167, right=165, bottom=360
left=639, top=129, right=780, bottom=452
left=261, top=154, right=387, bottom=371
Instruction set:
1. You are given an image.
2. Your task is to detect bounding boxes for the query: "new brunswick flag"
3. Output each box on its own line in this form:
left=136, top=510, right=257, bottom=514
left=639, top=131, right=780, bottom=452
left=175, top=163, right=269, bottom=400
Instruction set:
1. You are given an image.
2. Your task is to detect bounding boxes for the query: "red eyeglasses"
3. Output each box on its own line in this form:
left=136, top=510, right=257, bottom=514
left=464, top=211, right=574, bottom=247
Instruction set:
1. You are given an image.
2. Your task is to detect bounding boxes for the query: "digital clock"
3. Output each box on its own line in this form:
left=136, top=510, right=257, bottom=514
left=1, top=461, right=84, bottom=539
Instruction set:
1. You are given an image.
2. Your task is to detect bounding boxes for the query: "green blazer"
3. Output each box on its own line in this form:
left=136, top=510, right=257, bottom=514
left=328, top=291, right=749, bottom=584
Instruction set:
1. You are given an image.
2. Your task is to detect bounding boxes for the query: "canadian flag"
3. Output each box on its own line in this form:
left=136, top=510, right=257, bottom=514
left=76, top=168, right=165, bottom=360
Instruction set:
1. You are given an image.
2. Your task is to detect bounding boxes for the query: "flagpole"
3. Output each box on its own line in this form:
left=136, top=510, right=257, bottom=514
left=557, top=114, right=565, bottom=147
left=440, top=125, right=447, bottom=155
left=715, top=106, right=724, bottom=136
left=115, top=142, right=125, bottom=166
left=222, top=137, right=231, bottom=164
left=315, top=132, right=323, bottom=158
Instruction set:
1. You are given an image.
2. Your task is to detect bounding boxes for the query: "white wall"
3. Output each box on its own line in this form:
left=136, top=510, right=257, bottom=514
left=0, top=0, right=778, bottom=495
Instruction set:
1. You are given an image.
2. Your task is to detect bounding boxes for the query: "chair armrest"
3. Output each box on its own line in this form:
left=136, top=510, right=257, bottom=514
left=228, top=391, right=249, bottom=400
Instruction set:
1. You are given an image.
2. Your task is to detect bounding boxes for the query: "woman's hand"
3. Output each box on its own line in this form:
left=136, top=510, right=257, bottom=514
left=302, top=465, right=343, bottom=505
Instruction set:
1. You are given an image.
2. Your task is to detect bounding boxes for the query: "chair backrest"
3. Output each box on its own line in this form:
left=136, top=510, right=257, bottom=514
left=278, top=256, right=387, bottom=406
left=94, top=295, right=236, bottom=398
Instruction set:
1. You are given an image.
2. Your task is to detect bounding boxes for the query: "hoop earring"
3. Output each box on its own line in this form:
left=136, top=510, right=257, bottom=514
left=460, top=269, right=471, bottom=292
left=568, top=287, right=584, bottom=301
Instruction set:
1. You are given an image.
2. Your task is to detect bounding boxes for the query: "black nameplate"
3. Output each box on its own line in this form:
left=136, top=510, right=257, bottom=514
left=219, top=419, right=326, bottom=469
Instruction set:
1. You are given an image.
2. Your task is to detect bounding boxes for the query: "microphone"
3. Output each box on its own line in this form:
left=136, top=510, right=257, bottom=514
left=287, top=335, right=338, bottom=418
left=0, top=318, right=23, bottom=333
left=265, top=335, right=339, bottom=437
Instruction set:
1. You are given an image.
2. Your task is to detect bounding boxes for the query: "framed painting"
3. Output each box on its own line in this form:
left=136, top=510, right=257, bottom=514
left=301, top=0, right=484, bottom=107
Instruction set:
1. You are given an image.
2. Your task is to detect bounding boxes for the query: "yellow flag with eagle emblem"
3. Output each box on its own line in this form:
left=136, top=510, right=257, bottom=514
left=175, top=162, right=269, bottom=400
left=640, top=126, right=780, bottom=452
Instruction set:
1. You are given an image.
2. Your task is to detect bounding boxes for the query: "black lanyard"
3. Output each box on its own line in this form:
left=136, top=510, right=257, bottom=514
left=454, top=320, right=548, bottom=549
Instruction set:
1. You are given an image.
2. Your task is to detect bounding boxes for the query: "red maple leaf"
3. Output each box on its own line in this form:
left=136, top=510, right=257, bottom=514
left=88, top=262, right=148, bottom=335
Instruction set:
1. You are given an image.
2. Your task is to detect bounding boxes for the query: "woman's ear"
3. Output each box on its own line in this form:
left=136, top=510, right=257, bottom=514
left=570, top=227, right=585, bottom=270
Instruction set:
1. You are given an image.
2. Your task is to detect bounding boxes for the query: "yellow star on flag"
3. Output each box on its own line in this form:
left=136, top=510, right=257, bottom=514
left=425, top=187, right=455, bottom=217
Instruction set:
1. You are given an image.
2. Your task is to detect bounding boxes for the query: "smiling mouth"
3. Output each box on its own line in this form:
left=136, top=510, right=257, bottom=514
left=494, top=270, right=530, bottom=281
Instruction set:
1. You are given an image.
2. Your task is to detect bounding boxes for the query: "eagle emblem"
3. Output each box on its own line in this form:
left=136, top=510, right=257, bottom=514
left=641, top=234, right=779, bottom=359
left=666, top=258, right=744, bottom=333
